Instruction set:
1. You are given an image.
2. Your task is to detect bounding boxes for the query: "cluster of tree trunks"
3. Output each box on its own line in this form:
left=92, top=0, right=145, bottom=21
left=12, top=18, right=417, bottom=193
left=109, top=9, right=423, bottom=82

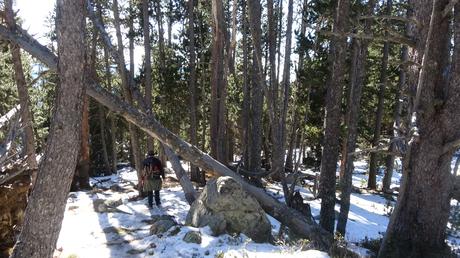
left=0, top=6, right=333, bottom=252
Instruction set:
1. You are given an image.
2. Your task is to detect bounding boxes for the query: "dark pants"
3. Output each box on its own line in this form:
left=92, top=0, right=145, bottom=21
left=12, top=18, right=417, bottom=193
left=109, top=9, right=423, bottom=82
left=147, top=190, right=161, bottom=207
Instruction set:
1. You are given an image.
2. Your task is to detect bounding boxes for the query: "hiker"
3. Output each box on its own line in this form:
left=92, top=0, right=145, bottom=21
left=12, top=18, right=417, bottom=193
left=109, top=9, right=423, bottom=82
left=141, top=150, right=165, bottom=208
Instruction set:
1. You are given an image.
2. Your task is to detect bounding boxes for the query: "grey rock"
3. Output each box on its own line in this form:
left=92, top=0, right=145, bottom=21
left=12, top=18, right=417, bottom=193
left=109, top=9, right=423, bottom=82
left=186, top=176, right=271, bottom=242
left=183, top=231, right=202, bottom=244
left=149, top=219, right=176, bottom=235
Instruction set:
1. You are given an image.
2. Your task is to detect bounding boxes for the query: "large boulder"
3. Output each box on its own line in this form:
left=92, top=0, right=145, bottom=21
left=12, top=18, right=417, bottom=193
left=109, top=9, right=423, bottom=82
left=185, top=176, right=271, bottom=242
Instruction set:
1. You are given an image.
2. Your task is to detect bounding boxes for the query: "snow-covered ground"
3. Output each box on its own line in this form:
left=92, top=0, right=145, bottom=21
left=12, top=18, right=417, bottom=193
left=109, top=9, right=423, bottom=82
left=55, top=158, right=460, bottom=257
left=55, top=167, right=329, bottom=258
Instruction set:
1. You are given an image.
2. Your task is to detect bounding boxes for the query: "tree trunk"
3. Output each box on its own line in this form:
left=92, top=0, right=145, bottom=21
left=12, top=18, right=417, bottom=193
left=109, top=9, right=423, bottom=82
left=368, top=0, right=392, bottom=189
left=276, top=0, right=283, bottom=83
left=187, top=0, right=200, bottom=182
left=336, top=0, right=375, bottom=235
left=378, top=0, right=456, bottom=256
left=241, top=0, right=250, bottom=169
left=383, top=43, right=405, bottom=193
left=98, top=104, right=111, bottom=174
left=1, top=23, right=335, bottom=250
left=10, top=0, right=86, bottom=256
left=90, top=21, right=110, bottom=175
left=210, top=0, right=228, bottom=164
left=164, top=147, right=197, bottom=204
left=285, top=0, right=308, bottom=171
left=5, top=0, right=38, bottom=183
left=112, top=0, right=143, bottom=188
left=319, top=0, right=350, bottom=233
left=75, top=96, right=91, bottom=189
left=143, top=0, right=154, bottom=152
left=104, top=45, right=118, bottom=173
left=155, top=0, right=166, bottom=73
left=247, top=0, right=264, bottom=174
left=272, top=0, right=293, bottom=179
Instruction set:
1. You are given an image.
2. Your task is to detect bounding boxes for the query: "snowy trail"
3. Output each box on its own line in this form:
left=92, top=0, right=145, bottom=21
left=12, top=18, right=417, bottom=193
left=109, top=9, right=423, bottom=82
left=55, top=158, right=460, bottom=257
left=55, top=168, right=329, bottom=258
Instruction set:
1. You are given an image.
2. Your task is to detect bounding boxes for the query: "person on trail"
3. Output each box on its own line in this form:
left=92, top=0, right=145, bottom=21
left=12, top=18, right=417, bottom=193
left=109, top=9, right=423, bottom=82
left=141, top=150, right=165, bottom=208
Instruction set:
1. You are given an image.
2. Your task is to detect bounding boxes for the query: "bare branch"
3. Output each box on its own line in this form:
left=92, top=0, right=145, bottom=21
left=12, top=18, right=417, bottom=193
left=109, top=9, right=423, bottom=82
left=319, top=30, right=415, bottom=47
left=358, top=15, right=418, bottom=25
left=0, top=104, right=19, bottom=129
left=443, top=138, right=460, bottom=154
left=443, top=0, right=458, bottom=18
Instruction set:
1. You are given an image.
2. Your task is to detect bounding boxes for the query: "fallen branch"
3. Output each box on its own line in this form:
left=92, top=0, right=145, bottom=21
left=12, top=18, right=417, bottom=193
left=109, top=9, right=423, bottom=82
left=0, top=166, right=29, bottom=185
left=0, top=111, right=21, bottom=165
left=0, top=23, right=333, bottom=249
left=0, top=104, right=19, bottom=129
left=442, top=138, right=460, bottom=155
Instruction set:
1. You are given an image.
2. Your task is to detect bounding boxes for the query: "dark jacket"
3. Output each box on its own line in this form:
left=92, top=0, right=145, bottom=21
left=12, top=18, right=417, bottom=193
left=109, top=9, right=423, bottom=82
left=142, top=156, right=165, bottom=191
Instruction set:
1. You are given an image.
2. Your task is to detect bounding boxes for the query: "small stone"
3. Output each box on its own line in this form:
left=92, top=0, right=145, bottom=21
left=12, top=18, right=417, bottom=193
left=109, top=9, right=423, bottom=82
left=149, top=219, right=176, bottom=235
left=168, top=226, right=181, bottom=236
left=204, top=250, right=210, bottom=255
left=183, top=231, right=202, bottom=244
left=126, top=248, right=145, bottom=255
left=150, top=242, right=157, bottom=248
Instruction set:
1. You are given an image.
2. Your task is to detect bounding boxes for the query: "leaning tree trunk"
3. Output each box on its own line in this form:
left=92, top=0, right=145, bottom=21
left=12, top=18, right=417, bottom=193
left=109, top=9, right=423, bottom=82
left=319, top=0, right=350, bottom=233
left=378, top=0, right=457, bottom=256
left=0, top=21, right=334, bottom=250
left=5, top=0, right=38, bottom=183
left=10, top=0, right=86, bottom=257
left=336, top=0, right=375, bottom=235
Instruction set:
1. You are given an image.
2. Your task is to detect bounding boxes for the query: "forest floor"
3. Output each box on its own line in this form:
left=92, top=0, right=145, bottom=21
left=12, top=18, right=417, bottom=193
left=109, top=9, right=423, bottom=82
left=54, top=158, right=460, bottom=258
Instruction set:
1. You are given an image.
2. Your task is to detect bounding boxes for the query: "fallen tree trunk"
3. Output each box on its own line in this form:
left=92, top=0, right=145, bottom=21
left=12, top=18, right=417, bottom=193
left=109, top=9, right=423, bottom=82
left=0, top=24, right=333, bottom=249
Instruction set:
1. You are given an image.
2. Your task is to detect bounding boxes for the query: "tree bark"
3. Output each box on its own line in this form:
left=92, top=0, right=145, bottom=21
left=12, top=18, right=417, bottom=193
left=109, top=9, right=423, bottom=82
left=247, top=0, right=264, bottom=174
left=336, top=0, right=376, bottom=235
left=319, top=0, right=350, bottom=233
left=103, top=45, right=118, bottom=173
left=210, top=0, right=228, bottom=164
left=75, top=96, right=91, bottom=189
left=112, top=0, right=143, bottom=189
left=1, top=21, right=334, bottom=250
left=164, top=147, right=197, bottom=204
left=187, top=0, right=200, bottom=182
left=378, top=0, right=456, bottom=256
left=5, top=0, right=38, bottom=183
left=155, top=0, right=166, bottom=73
left=368, top=0, right=393, bottom=191
left=98, top=104, right=111, bottom=173
left=285, top=0, right=308, bottom=171
left=241, top=0, right=250, bottom=169
left=10, top=0, right=86, bottom=256
left=383, top=44, right=405, bottom=193
left=143, top=0, right=154, bottom=152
